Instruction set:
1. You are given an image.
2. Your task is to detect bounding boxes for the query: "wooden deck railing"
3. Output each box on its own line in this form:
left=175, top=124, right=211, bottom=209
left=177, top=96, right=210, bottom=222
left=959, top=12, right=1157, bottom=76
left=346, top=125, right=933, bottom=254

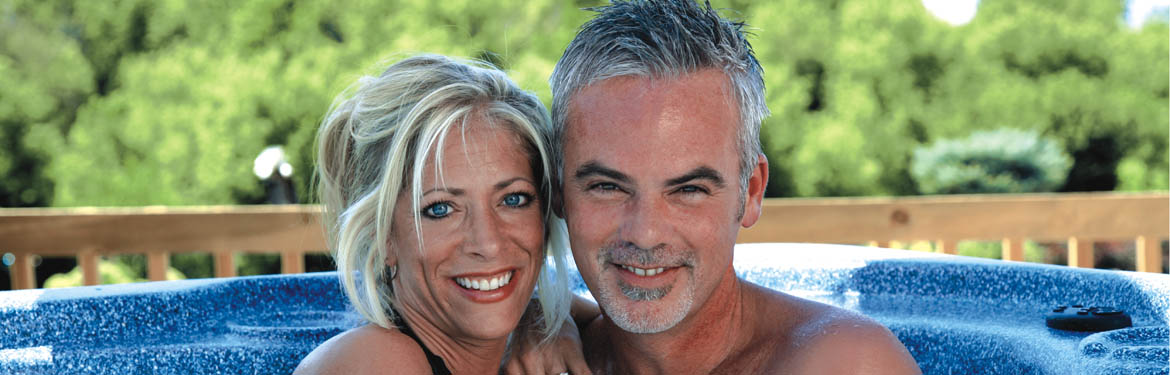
left=2, top=192, right=1166, bottom=289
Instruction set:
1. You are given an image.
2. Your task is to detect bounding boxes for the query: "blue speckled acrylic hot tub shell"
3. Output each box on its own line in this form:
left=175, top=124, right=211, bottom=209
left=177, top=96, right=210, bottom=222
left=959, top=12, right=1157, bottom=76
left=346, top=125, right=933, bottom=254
left=2, top=244, right=1167, bottom=374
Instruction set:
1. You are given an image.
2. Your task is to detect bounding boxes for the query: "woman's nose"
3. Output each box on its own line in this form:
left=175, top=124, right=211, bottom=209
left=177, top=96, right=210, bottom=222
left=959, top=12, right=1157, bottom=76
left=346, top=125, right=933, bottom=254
left=465, top=208, right=505, bottom=259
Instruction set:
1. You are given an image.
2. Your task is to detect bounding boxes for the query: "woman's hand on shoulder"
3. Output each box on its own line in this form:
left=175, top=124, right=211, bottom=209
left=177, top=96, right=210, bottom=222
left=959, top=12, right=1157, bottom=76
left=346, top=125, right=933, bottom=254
left=295, top=324, right=432, bottom=375
left=502, top=317, right=592, bottom=375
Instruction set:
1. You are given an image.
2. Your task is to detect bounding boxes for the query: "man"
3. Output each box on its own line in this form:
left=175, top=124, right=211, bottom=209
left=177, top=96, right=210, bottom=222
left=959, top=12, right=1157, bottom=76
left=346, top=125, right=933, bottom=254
left=548, top=1, right=922, bottom=374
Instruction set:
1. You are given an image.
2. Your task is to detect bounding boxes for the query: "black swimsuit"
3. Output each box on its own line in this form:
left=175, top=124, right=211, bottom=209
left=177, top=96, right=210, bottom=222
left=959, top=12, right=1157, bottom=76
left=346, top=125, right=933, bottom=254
left=393, top=314, right=452, bottom=375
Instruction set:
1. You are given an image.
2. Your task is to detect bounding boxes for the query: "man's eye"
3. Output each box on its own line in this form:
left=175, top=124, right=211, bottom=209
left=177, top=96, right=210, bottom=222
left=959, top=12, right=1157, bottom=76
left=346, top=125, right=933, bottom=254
left=591, top=183, right=620, bottom=191
left=677, top=185, right=708, bottom=194
left=422, top=202, right=452, bottom=218
left=502, top=193, right=532, bottom=207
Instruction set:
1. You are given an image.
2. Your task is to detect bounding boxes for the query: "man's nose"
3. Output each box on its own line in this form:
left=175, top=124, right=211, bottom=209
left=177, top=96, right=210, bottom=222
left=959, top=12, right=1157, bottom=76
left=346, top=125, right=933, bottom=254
left=619, top=195, right=669, bottom=250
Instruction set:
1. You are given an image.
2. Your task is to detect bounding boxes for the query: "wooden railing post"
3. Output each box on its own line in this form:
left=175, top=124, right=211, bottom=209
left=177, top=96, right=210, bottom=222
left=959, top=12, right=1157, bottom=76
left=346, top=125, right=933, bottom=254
left=214, top=251, right=237, bottom=278
left=147, top=252, right=169, bottom=281
left=281, top=250, right=304, bottom=274
left=10, top=253, right=35, bottom=290
left=1068, top=237, right=1093, bottom=268
left=1136, top=235, right=1163, bottom=273
left=79, top=248, right=100, bottom=286
left=1001, top=238, right=1024, bottom=262
left=935, top=239, right=957, bottom=255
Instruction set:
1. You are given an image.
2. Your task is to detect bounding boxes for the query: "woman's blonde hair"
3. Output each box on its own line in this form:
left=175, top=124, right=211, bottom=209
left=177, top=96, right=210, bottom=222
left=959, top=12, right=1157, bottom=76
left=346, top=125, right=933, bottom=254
left=316, top=54, right=572, bottom=340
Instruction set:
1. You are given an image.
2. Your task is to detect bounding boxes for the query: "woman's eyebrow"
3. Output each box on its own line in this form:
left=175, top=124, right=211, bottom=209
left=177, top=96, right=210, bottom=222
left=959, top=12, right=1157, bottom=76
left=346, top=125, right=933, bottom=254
left=422, top=187, right=465, bottom=196
left=493, top=177, right=533, bottom=191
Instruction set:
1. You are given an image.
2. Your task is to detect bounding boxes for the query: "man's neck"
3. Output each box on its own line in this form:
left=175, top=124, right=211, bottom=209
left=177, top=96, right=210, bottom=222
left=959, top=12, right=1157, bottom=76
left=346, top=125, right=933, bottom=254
left=596, top=266, right=756, bottom=375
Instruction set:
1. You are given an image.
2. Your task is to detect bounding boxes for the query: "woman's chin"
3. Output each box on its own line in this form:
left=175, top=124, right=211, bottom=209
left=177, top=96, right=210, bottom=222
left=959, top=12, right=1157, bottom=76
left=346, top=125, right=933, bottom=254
left=456, top=313, right=524, bottom=340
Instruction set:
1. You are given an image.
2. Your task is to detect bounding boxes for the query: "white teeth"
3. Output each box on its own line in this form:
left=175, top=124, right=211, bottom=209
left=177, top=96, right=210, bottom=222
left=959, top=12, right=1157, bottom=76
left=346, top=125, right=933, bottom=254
left=455, top=271, right=513, bottom=292
left=621, top=265, right=666, bottom=277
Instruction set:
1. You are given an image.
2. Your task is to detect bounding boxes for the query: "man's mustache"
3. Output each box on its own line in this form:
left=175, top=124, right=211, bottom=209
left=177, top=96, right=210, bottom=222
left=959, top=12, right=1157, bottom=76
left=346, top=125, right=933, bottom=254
left=597, top=242, right=696, bottom=268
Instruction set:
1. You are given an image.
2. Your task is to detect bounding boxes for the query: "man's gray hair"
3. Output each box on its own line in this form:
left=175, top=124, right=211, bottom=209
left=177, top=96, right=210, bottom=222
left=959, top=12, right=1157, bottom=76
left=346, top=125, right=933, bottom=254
left=549, top=0, right=769, bottom=193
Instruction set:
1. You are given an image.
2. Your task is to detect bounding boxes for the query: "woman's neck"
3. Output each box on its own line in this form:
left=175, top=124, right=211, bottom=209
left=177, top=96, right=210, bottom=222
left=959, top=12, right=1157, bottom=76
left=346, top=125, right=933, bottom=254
left=396, top=305, right=509, bottom=375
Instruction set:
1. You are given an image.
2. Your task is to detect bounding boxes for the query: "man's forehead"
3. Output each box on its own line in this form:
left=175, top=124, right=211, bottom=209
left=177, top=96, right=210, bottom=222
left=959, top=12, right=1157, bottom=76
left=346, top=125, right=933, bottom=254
left=562, top=70, right=741, bottom=171
left=565, top=70, right=735, bottom=122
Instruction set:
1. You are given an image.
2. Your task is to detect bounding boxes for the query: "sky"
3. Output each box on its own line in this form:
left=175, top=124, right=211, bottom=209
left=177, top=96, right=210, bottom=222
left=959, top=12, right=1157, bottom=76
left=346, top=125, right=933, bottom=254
left=921, top=0, right=1170, bottom=27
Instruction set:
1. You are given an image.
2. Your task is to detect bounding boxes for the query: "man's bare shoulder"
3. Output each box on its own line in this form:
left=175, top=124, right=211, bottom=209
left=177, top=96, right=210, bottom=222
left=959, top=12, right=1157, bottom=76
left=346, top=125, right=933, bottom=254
left=745, top=283, right=921, bottom=374
left=294, top=323, right=432, bottom=375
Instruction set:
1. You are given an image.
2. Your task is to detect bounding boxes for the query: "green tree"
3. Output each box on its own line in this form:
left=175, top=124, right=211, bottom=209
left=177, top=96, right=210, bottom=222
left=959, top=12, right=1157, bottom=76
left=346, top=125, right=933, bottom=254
left=0, top=8, right=94, bottom=207
left=750, top=0, right=1167, bottom=197
left=1, top=0, right=1165, bottom=204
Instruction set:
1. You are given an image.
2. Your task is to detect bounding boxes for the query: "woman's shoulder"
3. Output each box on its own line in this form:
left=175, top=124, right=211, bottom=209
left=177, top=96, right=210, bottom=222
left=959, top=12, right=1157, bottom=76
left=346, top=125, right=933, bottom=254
left=294, top=323, right=433, bottom=374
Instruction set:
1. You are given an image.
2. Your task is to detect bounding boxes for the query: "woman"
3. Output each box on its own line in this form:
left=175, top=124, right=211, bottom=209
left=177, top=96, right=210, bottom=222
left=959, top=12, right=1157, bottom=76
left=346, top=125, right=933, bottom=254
left=296, top=54, right=588, bottom=375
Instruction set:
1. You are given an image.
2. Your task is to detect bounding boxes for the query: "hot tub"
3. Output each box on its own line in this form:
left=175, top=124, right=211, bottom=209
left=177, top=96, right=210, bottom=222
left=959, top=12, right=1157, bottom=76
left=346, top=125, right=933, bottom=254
left=2, top=244, right=1167, bottom=374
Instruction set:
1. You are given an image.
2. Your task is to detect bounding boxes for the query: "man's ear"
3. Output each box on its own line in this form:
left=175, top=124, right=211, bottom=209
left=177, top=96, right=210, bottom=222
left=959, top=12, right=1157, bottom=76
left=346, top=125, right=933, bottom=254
left=551, top=177, right=567, bottom=219
left=740, top=152, right=769, bottom=228
left=552, top=187, right=566, bottom=219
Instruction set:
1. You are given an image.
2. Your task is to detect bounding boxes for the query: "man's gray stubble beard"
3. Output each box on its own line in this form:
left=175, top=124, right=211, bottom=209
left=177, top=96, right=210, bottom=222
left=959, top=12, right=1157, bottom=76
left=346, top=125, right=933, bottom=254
left=595, top=243, right=697, bottom=334
left=618, top=280, right=671, bottom=301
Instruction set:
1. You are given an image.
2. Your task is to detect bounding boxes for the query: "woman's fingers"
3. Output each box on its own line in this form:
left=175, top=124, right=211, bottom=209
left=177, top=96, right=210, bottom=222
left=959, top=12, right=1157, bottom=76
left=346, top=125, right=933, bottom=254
left=565, top=352, right=592, bottom=375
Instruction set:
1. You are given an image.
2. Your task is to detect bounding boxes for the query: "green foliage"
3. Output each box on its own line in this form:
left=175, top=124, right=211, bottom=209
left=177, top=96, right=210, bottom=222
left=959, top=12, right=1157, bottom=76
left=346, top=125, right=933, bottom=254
left=170, top=253, right=214, bottom=279
left=750, top=0, right=1168, bottom=196
left=43, top=259, right=184, bottom=288
left=2, top=0, right=600, bottom=207
left=912, top=129, right=1072, bottom=194
left=956, top=240, right=1047, bottom=263
left=0, top=10, right=93, bottom=206
left=238, top=254, right=282, bottom=276
left=0, top=0, right=1165, bottom=208
left=113, top=253, right=214, bottom=280
left=114, top=253, right=282, bottom=279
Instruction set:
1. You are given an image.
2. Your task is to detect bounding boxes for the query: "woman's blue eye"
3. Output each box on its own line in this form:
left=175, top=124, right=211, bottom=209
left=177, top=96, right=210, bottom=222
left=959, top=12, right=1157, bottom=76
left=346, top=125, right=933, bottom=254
left=423, top=202, right=452, bottom=218
left=503, top=193, right=530, bottom=207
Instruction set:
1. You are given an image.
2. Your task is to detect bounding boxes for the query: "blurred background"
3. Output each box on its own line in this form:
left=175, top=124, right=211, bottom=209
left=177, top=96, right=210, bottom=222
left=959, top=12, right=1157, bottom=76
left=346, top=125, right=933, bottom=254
left=1, top=0, right=1167, bottom=288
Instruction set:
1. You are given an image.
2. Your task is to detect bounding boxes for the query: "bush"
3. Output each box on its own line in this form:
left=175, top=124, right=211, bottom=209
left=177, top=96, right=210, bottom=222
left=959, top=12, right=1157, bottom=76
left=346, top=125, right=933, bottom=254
left=956, top=240, right=1047, bottom=263
left=911, top=128, right=1073, bottom=194
left=43, top=259, right=185, bottom=288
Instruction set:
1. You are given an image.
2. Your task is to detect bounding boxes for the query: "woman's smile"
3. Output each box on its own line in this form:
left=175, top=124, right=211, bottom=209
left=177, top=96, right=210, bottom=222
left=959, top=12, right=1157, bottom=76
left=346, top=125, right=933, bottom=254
left=451, top=268, right=521, bottom=303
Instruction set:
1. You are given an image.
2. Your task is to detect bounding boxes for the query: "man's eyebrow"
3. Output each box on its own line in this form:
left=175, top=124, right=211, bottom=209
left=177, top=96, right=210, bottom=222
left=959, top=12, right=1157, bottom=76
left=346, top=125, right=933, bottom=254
left=573, top=161, right=631, bottom=184
left=665, top=166, right=726, bottom=188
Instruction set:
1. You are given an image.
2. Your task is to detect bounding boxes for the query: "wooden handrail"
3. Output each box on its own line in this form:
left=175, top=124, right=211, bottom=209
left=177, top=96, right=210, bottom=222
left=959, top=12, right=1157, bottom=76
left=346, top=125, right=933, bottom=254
left=0, top=205, right=326, bottom=289
left=736, top=192, right=1167, bottom=274
left=2, top=192, right=1167, bottom=289
left=736, top=192, right=1167, bottom=242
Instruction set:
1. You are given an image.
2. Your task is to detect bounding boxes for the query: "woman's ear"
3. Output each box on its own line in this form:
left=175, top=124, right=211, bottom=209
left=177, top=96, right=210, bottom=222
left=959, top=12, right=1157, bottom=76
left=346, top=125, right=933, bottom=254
left=384, top=240, right=398, bottom=269
left=383, top=246, right=400, bottom=282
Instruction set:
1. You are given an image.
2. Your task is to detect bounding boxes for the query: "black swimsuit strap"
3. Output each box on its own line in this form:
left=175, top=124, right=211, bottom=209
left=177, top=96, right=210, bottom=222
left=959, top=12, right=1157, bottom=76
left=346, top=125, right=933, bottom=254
left=393, top=313, right=452, bottom=375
